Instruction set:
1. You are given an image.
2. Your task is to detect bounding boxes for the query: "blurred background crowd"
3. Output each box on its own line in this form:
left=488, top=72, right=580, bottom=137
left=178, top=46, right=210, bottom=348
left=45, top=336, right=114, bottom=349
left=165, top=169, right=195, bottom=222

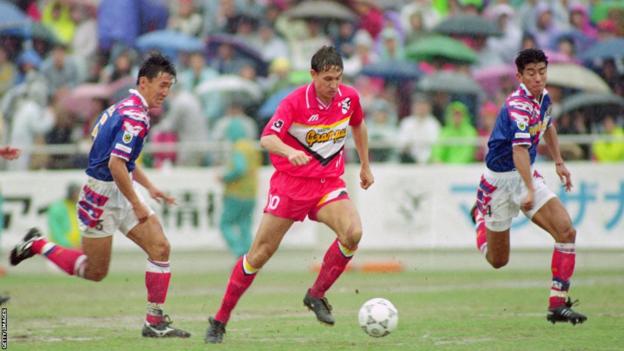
left=0, top=0, right=623, bottom=171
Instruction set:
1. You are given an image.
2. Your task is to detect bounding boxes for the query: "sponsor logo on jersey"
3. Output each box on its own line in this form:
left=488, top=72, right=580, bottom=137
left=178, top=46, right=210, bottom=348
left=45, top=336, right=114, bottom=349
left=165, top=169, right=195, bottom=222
left=340, top=97, right=351, bottom=114
left=271, top=119, right=284, bottom=132
left=122, top=131, right=133, bottom=144
left=305, top=128, right=347, bottom=147
left=308, top=114, right=319, bottom=122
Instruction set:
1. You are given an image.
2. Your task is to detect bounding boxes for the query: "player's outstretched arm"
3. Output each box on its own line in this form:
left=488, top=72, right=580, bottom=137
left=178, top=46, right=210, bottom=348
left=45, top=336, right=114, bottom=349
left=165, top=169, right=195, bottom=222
left=0, top=146, right=21, bottom=160
left=133, top=164, right=176, bottom=205
left=260, top=134, right=310, bottom=166
left=543, top=125, right=572, bottom=191
left=351, top=121, right=374, bottom=190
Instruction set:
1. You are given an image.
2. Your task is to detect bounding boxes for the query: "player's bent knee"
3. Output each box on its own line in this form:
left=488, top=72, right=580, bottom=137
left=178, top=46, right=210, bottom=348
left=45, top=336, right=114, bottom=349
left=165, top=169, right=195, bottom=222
left=488, top=256, right=509, bottom=269
left=84, top=269, right=108, bottom=281
left=560, top=226, right=576, bottom=243
left=150, top=240, right=170, bottom=261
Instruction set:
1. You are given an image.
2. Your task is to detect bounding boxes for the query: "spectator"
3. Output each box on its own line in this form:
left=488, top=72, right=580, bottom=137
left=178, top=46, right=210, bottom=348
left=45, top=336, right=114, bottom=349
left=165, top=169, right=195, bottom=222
left=250, top=22, right=289, bottom=62
left=218, top=118, right=261, bottom=258
left=212, top=100, right=258, bottom=143
left=0, top=47, right=16, bottom=98
left=168, top=0, right=204, bottom=37
left=397, top=95, right=441, bottom=164
left=475, top=101, right=497, bottom=162
left=47, top=183, right=82, bottom=248
left=593, top=115, right=624, bottom=162
left=366, top=99, right=398, bottom=162
left=41, top=43, right=80, bottom=94
left=431, top=101, right=477, bottom=164
left=41, top=0, right=76, bottom=44
left=154, top=89, right=208, bottom=167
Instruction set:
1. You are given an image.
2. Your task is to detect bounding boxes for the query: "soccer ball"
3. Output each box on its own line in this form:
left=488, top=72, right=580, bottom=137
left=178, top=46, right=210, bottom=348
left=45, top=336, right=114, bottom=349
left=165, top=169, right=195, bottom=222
left=358, top=298, right=398, bottom=337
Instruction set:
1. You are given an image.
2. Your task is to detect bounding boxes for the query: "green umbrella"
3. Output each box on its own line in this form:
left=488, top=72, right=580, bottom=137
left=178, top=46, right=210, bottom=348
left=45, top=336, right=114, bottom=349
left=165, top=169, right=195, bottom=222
left=591, top=2, right=624, bottom=23
left=405, top=35, right=478, bottom=64
left=434, top=14, right=501, bottom=37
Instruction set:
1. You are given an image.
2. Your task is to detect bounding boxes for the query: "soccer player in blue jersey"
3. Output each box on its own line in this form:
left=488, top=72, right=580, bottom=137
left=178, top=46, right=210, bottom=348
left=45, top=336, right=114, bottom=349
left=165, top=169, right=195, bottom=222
left=471, top=48, right=587, bottom=325
left=9, top=53, right=191, bottom=337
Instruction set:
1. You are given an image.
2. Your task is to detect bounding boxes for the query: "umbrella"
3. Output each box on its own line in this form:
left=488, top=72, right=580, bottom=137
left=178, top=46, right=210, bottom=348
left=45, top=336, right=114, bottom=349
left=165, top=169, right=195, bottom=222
left=405, top=35, right=478, bottom=64
left=556, top=92, right=624, bottom=118
left=547, top=63, right=610, bottom=93
left=284, top=1, right=357, bottom=21
left=195, top=75, right=263, bottom=101
left=62, top=76, right=134, bottom=116
left=206, top=34, right=268, bottom=76
left=548, top=30, right=596, bottom=53
left=259, top=87, right=297, bottom=120
left=433, top=15, right=502, bottom=37
left=0, top=1, right=28, bottom=29
left=472, top=64, right=516, bottom=97
left=0, top=21, right=60, bottom=44
left=579, top=38, right=624, bottom=61
left=136, top=30, right=204, bottom=54
left=360, top=60, right=422, bottom=81
left=417, top=71, right=482, bottom=95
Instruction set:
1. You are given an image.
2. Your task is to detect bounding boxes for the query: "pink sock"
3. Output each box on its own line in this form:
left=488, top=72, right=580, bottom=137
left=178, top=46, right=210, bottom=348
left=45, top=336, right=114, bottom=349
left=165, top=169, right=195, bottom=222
left=32, top=238, right=86, bottom=276
left=145, top=259, right=171, bottom=324
left=214, top=256, right=257, bottom=324
left=549, top=243, right=576, bottom=309
left=309, top=239, right=354, bottom=298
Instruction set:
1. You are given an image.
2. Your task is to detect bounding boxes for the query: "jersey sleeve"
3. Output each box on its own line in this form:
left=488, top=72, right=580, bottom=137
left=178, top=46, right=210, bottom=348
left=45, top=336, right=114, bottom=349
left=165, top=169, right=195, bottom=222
left=348, top=92, right=364, bottom=126
left=262, top=100, right=294, bottom=139
left=110, top=116, right=147, bottom=161
left=506, top=98, right=532, bottom=147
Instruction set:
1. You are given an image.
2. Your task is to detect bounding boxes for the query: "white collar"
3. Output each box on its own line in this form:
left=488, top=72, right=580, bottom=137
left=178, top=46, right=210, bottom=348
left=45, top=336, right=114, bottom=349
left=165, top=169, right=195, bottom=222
left=129, top=89, right=149, bottom=108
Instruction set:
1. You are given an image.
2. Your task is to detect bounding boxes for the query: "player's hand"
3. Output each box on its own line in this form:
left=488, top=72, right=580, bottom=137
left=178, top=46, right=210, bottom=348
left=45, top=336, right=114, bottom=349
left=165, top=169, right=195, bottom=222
left=149, top=187, right=177, bottom=205
left=521, top=188, right=535, bottom=212
left=0, top=146, right=21, bottom=160
left=287, top=150, right=311, bottom=166
left=555, top=162, right=573, bottom=192
left=360, top=165, right=374, bottom=190
left=132, top=202, right=151, bottom=224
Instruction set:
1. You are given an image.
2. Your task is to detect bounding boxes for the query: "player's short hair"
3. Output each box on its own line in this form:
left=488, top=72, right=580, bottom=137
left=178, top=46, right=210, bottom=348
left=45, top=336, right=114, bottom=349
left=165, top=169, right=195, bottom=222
left=311, top=46, right=343, bottom=73
left=515, top=48, right=548, bottom=73
left=136, top=52, right=177, bottom=85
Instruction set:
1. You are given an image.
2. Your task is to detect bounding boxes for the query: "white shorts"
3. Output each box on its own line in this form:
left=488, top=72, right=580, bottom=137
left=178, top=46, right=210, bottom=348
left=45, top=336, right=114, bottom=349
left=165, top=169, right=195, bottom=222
left=77, top=176, right=154, bottom=238
left=476, top=167, right=557, bottom=232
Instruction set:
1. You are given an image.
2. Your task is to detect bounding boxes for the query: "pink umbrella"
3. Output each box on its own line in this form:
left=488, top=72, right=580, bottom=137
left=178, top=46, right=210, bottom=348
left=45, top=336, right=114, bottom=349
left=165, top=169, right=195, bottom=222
left=472, top=64, right=516, bottom=97
left=62, top=76, right=134, bottom=118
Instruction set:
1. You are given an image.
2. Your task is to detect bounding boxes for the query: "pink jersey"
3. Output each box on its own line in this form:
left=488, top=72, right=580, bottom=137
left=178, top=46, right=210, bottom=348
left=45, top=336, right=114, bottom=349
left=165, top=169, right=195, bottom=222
left=262, top=83, right=364, bottom=179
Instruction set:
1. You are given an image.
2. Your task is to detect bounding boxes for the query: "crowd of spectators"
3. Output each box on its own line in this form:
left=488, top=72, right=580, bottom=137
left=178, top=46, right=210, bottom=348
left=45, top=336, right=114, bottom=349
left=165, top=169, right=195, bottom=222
left=0, top=0, right=623, bottom=171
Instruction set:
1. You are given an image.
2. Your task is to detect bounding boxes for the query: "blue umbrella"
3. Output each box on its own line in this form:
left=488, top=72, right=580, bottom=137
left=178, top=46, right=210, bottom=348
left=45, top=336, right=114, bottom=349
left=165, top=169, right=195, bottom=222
left=206, top=34, right=269, bottom=76
left=360, top=60, right=422, bottom=81
left=0, top=1, right=28, bottom=29
left=136, top=30, right=204, bottom=55
left=0, top=21, right=59, bottom=44
left=259, top=87, right=296, bottom=120
left=549, top=30, right=596, bottom=53
left=579, top=38, right=624, bottom=61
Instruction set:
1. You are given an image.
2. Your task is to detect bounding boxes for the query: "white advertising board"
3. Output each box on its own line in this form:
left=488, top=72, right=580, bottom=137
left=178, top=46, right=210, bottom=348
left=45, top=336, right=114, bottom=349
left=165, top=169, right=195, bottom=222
left=1, top=162, right=622, bottom=250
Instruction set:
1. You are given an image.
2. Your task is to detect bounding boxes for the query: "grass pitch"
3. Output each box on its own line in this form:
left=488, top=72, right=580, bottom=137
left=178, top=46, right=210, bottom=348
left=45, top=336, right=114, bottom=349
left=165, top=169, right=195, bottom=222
left=2, top=250, right=623, bottom=351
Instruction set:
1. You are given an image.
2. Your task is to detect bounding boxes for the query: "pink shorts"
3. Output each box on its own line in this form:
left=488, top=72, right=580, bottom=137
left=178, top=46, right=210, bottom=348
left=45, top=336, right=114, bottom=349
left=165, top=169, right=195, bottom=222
left=263, top=171, right=350, bottom=221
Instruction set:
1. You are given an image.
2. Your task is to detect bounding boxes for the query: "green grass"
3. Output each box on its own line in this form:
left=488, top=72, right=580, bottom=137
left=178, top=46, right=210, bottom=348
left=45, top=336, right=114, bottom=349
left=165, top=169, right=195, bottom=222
left=2, top=261, right=623, bottom=350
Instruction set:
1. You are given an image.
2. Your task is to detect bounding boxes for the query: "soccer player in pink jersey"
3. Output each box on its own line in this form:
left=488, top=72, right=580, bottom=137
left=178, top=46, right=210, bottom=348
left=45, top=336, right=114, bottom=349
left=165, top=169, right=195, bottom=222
left=205, top=46, right=374, bottom=344
left=9, top=54, right=191, bottom=337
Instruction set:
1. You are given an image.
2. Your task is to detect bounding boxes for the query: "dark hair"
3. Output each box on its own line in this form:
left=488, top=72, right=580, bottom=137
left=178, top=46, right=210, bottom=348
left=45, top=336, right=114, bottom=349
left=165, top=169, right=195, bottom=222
left=136, top=52, right=177, bottom=85
left=311, top=46, right=343, bottom=72
left=515, top=48, right=548, bottom=73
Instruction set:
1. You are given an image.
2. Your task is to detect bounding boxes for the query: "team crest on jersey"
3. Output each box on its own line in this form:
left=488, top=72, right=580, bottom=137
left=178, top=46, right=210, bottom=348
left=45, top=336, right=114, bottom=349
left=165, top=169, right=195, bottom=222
left=122, top=131, right=133, bottom=144
left=271, top=119, right=284, bottom=132
left=340, top=98, right=351, bottom=114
